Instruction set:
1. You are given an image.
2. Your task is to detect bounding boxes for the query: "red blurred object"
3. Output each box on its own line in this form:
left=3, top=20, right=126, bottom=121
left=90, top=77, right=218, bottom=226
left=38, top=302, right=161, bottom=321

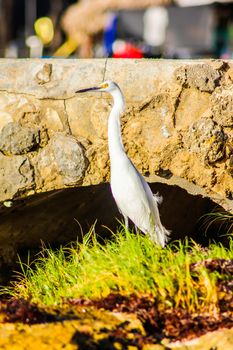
left=113, top=42, right=143, bottom=58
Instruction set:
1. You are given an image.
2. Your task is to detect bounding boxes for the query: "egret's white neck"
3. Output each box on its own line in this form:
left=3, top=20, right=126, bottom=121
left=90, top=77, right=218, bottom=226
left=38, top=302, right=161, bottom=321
left=108, top=88, right=125, bottom=163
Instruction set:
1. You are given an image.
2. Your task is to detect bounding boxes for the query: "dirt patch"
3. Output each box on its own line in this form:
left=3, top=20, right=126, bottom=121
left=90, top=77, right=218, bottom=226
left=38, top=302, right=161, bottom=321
left=0, top=259, right=232, bottom=349
left=69, top=293, right=233, bottom=343
left=0, top=295, right=232, bottom=349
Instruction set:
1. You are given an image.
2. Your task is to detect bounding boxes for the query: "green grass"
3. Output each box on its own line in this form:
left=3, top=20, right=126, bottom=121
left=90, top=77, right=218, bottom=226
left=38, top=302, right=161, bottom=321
left=2, top=226, right=233, bottom=313
left=201, top=210, right=233, bottom=236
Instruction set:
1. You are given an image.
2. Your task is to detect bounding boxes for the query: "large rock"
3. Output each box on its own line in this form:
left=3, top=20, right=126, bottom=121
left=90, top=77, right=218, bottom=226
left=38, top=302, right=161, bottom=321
left=35, top=133, right=88, bottom=190
left=0, top=59, right=232, bottom=266
left=0, top=153, right=34, bottom=202
left=0, top=122, right=40, bottom=155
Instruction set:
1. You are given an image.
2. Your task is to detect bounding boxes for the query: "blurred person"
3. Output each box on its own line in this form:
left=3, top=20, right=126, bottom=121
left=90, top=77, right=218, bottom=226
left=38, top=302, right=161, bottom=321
left=103, top=12, right=118, bottom=57
left=143, top=6, right=168, bottom=56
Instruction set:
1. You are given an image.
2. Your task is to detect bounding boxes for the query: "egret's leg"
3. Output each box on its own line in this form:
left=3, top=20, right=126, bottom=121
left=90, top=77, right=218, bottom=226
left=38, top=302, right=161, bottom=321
left=123, top=214, right=129, bottom=230
left=134, top=225, right=141, bottom=236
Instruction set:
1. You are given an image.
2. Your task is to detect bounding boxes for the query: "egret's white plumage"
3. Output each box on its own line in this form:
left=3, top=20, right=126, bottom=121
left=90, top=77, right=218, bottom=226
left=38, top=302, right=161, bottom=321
left=76, top=80, right=169, bottom=247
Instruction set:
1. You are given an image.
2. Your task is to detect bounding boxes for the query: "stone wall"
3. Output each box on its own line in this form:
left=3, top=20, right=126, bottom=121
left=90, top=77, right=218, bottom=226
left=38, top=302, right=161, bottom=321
left=0, top=59, right=232, bottom=266
left=0, top=59, right=232, bottom=209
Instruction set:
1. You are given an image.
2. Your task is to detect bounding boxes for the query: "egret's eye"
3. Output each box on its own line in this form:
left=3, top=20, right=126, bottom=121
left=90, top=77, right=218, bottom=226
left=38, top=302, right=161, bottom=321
left=100, top=83, right=109, bottom=89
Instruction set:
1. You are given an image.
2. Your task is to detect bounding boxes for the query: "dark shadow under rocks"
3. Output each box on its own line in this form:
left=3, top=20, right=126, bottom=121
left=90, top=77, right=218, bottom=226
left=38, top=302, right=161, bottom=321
left=0, top=183, right=231, bottom=282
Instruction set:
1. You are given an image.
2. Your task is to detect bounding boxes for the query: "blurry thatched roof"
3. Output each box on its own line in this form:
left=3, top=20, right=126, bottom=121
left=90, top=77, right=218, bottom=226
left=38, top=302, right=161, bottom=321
left=61, top=0, right=172, bottom=44
left=61, top=0, right=233, bottom=56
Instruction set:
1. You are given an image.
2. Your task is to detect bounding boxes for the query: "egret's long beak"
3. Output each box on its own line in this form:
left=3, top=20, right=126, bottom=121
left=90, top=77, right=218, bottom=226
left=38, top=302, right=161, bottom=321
left=76, top=86, right=100, bottom=93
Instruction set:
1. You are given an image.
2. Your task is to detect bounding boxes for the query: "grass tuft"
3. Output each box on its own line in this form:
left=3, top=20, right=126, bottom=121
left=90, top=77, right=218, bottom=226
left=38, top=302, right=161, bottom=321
left=2, top=226, right=233, bottom=313
left=201, top=210, right=233, bottom=237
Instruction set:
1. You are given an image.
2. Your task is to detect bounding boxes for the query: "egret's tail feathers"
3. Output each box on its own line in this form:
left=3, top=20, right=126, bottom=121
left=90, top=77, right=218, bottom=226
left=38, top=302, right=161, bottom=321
left=153, top=193, right=163, bottom=205
left=147, top=214, right=171, bottom=247
left=150, top=195, right=170, bottom=247
left=153, top=225, right=170, bottom=248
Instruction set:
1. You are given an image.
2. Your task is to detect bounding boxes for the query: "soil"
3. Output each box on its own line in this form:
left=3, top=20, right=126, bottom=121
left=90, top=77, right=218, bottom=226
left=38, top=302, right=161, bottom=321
left=0, top=295, right=232, bottom=349
left=0, top=294, right=233, bottom=350
left=0, top=258, right=232, bottom=349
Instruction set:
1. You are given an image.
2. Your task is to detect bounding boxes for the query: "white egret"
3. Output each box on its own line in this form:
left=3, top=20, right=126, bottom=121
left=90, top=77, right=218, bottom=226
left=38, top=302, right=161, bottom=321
left=76, top=80, right=169, bottom=247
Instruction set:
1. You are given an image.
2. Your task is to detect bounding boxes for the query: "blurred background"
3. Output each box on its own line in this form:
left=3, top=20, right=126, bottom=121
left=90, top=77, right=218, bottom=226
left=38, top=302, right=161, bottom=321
left=1, top=0, right=233, bottom=59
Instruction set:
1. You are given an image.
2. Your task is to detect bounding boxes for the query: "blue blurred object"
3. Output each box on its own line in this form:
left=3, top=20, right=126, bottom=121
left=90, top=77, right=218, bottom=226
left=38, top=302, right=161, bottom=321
left=103, top=13, right=118, bottom=56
